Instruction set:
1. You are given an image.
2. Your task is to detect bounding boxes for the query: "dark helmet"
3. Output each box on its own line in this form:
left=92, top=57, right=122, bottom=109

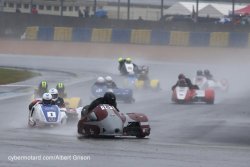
left=178, top=73, right=185, bottom=79
left=196, top=70, right=203, bottom=76
left=56, top=82, right=65, bottom=93
left=204, top=69, right=210, bottom=76
left=103, top=92, right=116, bottom=104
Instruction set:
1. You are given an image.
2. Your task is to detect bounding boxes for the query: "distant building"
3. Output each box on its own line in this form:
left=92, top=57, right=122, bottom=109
left=1, top=0, right=169, bottom=20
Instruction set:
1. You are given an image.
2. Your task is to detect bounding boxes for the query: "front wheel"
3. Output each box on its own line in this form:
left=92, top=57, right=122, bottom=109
left=28, top=117, right=36, bottom=128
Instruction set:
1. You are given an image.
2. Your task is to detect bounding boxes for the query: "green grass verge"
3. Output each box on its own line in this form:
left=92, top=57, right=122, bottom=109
left=0, top=68, right=40, bottom=84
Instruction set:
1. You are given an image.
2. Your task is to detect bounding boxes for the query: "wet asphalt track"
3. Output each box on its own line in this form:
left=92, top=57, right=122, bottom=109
left=0, top=54, right=250, bottom=167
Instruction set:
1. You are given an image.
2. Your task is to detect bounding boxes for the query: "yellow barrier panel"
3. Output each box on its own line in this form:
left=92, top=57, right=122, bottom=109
left=169, top=31, right=190, bottom=46
left=130, top=29, right=151, bottom=44
left=25, top=26, right=38, bottom=40
left=54, top=27, right=72, bottom=41
left=91, top=29, right=112, bottom=42
left=209, top=32, right=229, bottom=47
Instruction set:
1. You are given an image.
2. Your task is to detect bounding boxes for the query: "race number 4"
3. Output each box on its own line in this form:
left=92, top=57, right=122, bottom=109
left=47, top=111, right=56, bottom=118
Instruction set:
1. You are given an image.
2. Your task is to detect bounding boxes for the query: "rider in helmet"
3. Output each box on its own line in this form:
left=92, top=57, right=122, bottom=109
left=172, top=73, right=198, bottom=90
left=196, top=70, right=203, bottom=76
left=91, top=76, right=107, bottom=97
left=118, top=57, right=126, bottom=71
left=105, top=76, right=118, bottom=89
left=93, top=76, right=106, bottom=87
left=125, top=57, right=132, bottom=64
left=49, top=88, right=65, bottom=108
left=28, top=92, right=52, bottom=111
left=81, top=92, right=119, bottom=119
left=126, top=57, right=139, bottom=73
left=42, top=93, right=53, bottom=105
left=204, top=69, right=213, bottom=80
left=137, top=65, right=150, bottom=81
left=194, top=70, right=205, bottom=83
left=119, top=57, right=139, bottom=74
left=28, top=93, right=53, bottom=125
left=137, top=70, right=150, bottom=88
left=35, top=81, right=48, bottom=97
left=89, top=92, right=119, bottom=112
left=56, top=82, right=67, bottom=98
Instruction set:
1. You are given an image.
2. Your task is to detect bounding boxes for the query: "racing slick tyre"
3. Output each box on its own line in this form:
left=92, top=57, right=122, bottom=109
left=206, top=100, right=214, bottom=104
left=136, top=134, right=146, bottom=138
left=120, top=65, right=128, bottom=75
left=205, top=89, right=215, bottom=104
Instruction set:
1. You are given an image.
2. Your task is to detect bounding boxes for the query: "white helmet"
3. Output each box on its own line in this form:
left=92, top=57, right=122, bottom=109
left=42, top=93, right=52, bottom=105
left=97, top=77, right=105, bottom=83
left=105, top=76, right=112, bottom=82
left=49, top=88, right=59, bottom=101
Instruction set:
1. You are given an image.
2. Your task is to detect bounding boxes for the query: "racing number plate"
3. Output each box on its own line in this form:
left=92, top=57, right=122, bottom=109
left=47, top=111, right=56, bottom=122
left=47, top=111, right=56, bottom=118
left=47, top=111, right=57, bottom=122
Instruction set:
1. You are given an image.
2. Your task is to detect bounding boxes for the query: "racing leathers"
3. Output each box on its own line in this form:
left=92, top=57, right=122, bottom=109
left=88, top=97, right=119, bottom=113
left=29, top=99, right=41, bottom=111
left=118, top=59, right=126, bottom=71
left=29, top=97, right=64, bottom=111
left=204, top=73, right=213, bottom=80
left=106, top=81, right=118, bottom=89
left=172, top=78, right=198, bottom=90
left=81, top=95, right=119, bottom=120
left=93, top=82, right=106, bottom=88
left=58, top=92, right=67, bottom=98
left=119, top=60, right=138, bottom=74
left=137, top=71, right=149, bottom=81
left=52, top=97, right=65, bottom=108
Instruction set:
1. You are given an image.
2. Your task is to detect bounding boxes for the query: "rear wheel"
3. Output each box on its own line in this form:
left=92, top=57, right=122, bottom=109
left=205, top=89, right=215, bottom=104
left=136, top=134, right=146, bottom=138
left=206, top=99, right=214, bottom=104
left=177, top=100, right=185, bottom=104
